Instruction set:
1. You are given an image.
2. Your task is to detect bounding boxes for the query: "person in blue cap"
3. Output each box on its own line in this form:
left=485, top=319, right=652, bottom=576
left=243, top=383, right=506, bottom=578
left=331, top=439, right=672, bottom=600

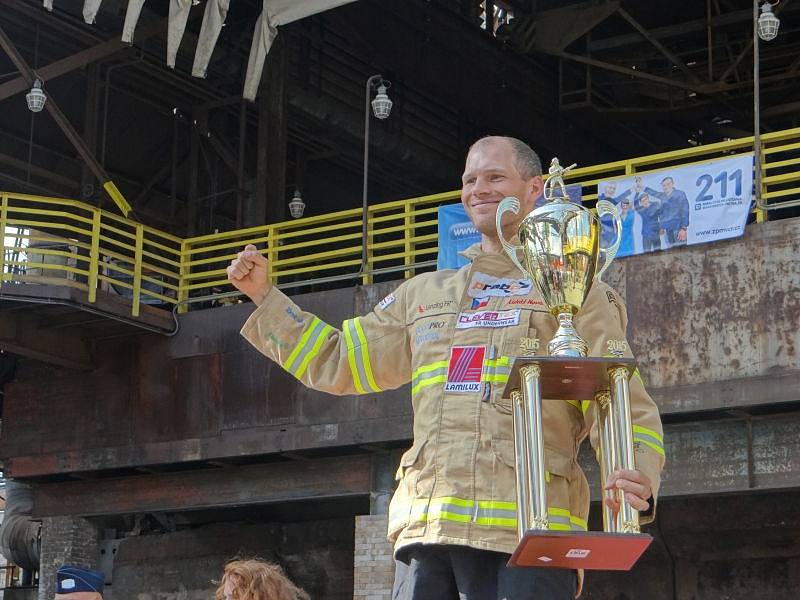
left=55, top=565, right=104, bottom=599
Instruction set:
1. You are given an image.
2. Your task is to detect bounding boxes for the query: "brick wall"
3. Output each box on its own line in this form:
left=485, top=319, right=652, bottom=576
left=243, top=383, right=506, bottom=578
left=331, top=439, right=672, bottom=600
left=353, top=515, right=394, bottom=600
left=38, top=517, right=100, bottom=600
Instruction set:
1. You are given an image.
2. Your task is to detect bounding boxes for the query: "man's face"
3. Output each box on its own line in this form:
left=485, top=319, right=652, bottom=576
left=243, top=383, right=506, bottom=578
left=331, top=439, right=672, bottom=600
left=55, top=594, right=101, bottom=600
left=661, top=178, right=674, bottom=194
left=604, top=183, right=617, bottom=197
left=460, top=138, right=542, bottom=238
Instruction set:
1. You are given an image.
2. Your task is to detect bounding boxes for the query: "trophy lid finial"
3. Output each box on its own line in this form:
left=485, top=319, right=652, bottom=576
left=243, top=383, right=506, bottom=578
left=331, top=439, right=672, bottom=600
left=544, top=156, right=577, bottom=202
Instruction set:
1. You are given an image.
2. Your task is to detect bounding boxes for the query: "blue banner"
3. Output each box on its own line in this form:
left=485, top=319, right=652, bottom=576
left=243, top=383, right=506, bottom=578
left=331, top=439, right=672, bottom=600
left=437, top=185, right=582, bottom=270
left=597, top=154, right=753, bottom=258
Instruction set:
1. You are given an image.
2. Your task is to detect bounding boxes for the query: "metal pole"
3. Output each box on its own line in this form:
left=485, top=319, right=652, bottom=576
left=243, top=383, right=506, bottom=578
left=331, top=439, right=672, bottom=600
left=753, top=0, right=762, bottom=211
left=361, top=74, right=382, bottom=274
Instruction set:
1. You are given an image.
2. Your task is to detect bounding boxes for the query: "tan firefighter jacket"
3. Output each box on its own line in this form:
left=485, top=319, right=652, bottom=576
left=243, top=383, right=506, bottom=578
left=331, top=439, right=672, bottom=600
left=241, top=243, right=665, bottom=561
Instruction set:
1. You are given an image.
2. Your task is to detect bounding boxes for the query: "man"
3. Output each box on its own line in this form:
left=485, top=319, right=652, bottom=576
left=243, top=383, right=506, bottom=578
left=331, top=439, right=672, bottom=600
left=228, top=137, right=665, bottom=599
left=54, top=565, right=104, bottom=599
left=645, top=176, right=689, bottom=247
left=598, top=181, right=631, bottom=248
left=633, top=191, right=662, bottom=253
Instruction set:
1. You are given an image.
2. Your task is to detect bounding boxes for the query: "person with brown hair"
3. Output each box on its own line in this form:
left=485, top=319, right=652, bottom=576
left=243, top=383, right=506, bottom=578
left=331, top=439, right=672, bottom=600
left=215, top=559, right=309, bottom=600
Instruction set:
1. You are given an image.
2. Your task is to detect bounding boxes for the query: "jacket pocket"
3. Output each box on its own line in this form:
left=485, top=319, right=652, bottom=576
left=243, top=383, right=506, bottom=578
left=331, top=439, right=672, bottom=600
left=388, top=441, right=427, bottom=542
left=490, top=439, right=576, bottom=528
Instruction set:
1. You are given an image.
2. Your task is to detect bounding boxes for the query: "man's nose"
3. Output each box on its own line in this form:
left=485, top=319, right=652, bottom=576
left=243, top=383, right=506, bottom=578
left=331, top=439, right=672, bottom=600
left=473, top=177, right=492, bottom=195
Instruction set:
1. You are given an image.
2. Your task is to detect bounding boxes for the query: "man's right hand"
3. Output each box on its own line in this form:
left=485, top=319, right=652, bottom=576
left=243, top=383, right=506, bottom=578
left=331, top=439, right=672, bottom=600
left=227, top=244, right=272, bottom=306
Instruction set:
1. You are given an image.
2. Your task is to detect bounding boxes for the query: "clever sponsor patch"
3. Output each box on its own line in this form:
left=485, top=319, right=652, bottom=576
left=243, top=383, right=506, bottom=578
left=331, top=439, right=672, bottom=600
left=468, top=272, right=532, bottom=298
left=444, top=346, right=485, bottom=393
left=456, top=309, right=520, bottom=329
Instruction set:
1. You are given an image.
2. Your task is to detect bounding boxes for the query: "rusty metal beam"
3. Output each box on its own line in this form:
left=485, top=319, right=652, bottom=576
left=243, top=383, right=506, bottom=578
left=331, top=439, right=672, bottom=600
left=616, top=7, right=701, bottom=83
left=30, top=455, right=373, bottom=517
left=0, top=17, right=169, bottom=102
left=0, top=302, right=93, bottom=370
left=0, top=25, right=132, bottom=216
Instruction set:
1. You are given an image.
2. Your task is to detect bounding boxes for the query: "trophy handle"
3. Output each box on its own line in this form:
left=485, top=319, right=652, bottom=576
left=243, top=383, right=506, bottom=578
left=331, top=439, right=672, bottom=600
left=596, top=199, right=622, bottom=280
left=496, top=196, right=526, bottom=274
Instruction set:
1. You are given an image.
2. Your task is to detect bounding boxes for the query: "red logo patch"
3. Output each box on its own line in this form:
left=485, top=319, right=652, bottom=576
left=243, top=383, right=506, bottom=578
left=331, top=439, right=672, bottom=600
left=444, top=346, right=485, bottom=393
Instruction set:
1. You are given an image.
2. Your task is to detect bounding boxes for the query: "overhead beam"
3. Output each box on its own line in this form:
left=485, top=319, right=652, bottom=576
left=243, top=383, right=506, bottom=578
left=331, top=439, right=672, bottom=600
left=0, top=301, right=93, bottom=370
left=588, top=8, right=759, bottom=52
left=0, top=17, right=169, bottom=102
left=0, top=25, right=132, bottom=217
left=550, top=50, right=695, bottom=91
left=31, top=454, right=373, bottom=517
left=718, top=0, right=791, bottom=83
left=616, top=7, right=701, bottom=83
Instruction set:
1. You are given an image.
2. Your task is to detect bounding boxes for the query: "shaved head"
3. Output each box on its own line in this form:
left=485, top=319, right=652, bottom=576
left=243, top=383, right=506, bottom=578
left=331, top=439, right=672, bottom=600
left=468, top=136, right=542, bottom=181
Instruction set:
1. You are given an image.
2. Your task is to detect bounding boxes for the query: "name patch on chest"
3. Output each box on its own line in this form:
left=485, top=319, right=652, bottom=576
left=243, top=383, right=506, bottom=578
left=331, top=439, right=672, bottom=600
left=444, top=345, right=485, bottom=393
left=456, top=309, right=520, bottom=329
left=468, top=272, right=532, bottom=298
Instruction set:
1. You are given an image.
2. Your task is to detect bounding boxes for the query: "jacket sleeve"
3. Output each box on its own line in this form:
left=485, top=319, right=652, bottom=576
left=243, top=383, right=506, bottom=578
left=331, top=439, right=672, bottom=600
left=240, top=282, right=412, bottom=395
left=576, top=282, right=666, bottom=525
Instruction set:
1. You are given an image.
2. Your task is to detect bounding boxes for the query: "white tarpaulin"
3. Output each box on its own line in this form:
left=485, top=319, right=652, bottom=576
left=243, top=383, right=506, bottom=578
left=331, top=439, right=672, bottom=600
left=167, top=0, right=195, bottom=69
left=122, top=0, right=147, bottom=43
left=243, top=0, right=358, bottom=100
left=192, top=0, right=230, bottom=78
left=83, top=0, right=103, bottom=24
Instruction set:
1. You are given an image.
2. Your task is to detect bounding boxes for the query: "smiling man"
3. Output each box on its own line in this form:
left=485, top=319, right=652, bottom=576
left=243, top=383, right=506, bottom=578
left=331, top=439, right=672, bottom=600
left=228, top=136, right=665, bottom=599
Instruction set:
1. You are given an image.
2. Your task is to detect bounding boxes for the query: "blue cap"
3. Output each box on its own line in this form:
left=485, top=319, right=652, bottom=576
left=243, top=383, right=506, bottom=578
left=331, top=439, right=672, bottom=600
left=56, top=565, right=104, bottom=595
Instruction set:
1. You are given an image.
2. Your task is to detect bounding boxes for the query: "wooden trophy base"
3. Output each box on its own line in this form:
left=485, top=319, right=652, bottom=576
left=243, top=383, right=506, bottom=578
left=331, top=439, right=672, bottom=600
left=508, top=529, right=653, bottom=571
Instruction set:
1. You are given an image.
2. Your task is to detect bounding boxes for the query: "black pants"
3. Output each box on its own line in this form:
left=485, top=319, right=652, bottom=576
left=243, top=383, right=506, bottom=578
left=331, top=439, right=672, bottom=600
left=392, top=544, right=577, bottom=600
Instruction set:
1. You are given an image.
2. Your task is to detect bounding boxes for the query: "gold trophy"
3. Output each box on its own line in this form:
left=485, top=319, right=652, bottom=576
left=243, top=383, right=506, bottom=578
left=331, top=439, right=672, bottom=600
left=495, top=158, right=653, bottom=570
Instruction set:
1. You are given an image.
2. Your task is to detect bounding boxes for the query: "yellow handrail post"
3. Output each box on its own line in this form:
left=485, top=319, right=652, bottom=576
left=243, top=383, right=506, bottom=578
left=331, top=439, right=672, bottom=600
left=755, top=141, right=768, bottom=223
left=404, top=200, right=415, bottom=279
left=266, top=225, right=277, bottom=286
left=87, top=210, right=101, bottom=303
left=362, top=210, right=374, bottom=285
left=132, top=224, right=144, bottom=317
left=0, top=194, right=8, bottom=282
left=178, top=239, right=189, bottom=314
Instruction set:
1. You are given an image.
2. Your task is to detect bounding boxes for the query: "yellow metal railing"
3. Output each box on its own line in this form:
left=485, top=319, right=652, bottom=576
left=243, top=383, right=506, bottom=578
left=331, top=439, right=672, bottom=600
left=1, top=127, right=799, bottom=318
left=0, top=192, right=182, bottom=317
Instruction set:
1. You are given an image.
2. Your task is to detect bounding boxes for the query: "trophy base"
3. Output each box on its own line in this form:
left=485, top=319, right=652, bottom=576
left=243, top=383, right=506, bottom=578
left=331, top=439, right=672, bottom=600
left=508, top=530, right=653, bottom=571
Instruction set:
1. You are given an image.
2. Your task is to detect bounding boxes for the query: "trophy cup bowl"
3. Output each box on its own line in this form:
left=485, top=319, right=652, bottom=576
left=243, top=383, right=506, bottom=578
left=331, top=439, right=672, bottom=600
left=497, top=193, right=621, bottom=357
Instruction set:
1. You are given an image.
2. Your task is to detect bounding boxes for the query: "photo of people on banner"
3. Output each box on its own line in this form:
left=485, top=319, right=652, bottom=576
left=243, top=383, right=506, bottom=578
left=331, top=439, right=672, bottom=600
left=437, top=184, right=582, bottom=270
left=597, top=154, right=753, bottom=258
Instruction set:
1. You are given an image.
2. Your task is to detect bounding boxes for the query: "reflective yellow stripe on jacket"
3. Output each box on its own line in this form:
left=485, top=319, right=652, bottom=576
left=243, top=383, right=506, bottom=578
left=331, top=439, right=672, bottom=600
left=283, top=317, right=334, bottom=379
left=390, top=496, right=587, bottom=533
left=633, top=425, right=665, bottom=456
left=343, top=317, right=381, bottom=393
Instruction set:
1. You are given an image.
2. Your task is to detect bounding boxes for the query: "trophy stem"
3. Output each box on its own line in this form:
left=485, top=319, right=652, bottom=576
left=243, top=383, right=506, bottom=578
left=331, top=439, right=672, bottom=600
left=596, top=390, right=619, bottom=533
left=511, top=389, right=531, bottom=540
left=547, top=312, right=588, bottom=357
left=609, top=366, right=640, bottom=534
left=520, top=364, right=549, bottom=532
